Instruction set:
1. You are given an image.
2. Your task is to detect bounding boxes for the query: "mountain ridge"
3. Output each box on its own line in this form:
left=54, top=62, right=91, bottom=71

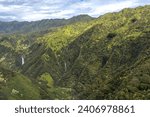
left=0, top=15, right=94, bottom=34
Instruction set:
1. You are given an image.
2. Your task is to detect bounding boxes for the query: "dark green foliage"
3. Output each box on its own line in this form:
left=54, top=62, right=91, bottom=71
left=107, top=33, right=117, bottom=40
left=131, top=18, right=138, bottom=23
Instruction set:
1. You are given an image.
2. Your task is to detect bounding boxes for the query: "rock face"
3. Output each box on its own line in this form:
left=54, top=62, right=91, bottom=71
left=0, top=5, right=150, bottom=99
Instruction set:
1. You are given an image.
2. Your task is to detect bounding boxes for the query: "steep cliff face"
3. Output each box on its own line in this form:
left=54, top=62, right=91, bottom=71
left=0, top=6, right=150, bottom=99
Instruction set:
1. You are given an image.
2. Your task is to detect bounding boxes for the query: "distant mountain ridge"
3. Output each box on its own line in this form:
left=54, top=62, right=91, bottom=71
left=0, top=15, right=94, bottom=34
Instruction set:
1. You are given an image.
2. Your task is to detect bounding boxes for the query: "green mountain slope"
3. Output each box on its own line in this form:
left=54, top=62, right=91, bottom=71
left=0, top=34, right=29, bottom=70
left=0, top=67, right=41, bottom=99
left=60, top=6, right=150, bottom=99
left=0, top=5, right=150, bottom=99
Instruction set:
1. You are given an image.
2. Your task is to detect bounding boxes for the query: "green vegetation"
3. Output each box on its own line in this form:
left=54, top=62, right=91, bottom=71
left=0, top=67, right=40, bottom=99
left=0, top=5, right=150, bottom=99
left=39, top=73, right=54, bottom=88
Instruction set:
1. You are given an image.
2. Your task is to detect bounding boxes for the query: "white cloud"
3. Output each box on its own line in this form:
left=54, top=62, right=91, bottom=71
left=88, top=0, right=140, bottom=16
left=21, top=13, right=50, bottom=21
left=50, top=10, right=75, bottom=19
left=0, top=0, right=149, bottom=21
left=0, top=15, right=16, bottom=20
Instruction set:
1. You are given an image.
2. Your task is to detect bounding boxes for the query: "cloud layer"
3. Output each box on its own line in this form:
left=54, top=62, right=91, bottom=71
left=0, top=0, right=149, bottom=21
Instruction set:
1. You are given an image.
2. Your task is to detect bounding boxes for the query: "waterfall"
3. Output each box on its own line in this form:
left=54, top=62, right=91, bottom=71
left=21, top=55, right=25, bottom=65
left=64, top=62, right=67, bottom=72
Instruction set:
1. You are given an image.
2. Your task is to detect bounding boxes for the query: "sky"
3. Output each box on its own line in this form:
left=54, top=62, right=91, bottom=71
left=0, top=0, right=149, bottom=21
